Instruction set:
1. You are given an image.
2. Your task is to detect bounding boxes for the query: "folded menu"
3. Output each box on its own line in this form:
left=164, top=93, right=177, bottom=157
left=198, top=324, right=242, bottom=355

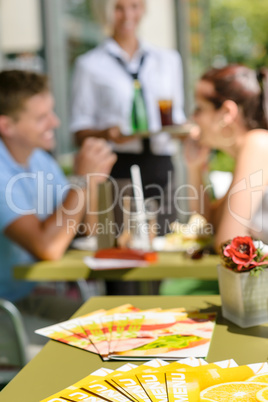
left=35, top=304, right=216, bottom=361
left=40, top=358, right=268, bottom=402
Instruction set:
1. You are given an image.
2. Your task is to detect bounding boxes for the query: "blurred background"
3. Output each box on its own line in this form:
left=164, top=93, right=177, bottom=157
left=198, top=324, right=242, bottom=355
left=0, top=0, right=267, bottom=159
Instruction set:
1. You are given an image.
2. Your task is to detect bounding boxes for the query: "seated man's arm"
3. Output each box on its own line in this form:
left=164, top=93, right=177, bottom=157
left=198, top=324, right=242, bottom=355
left=5, top=138, right=116, bottom=261
left=5, top=188, right=86, bottom=261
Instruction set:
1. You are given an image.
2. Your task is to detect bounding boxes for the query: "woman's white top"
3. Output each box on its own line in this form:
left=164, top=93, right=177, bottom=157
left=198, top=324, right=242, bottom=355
left=70, top=38, right=185, bottom=155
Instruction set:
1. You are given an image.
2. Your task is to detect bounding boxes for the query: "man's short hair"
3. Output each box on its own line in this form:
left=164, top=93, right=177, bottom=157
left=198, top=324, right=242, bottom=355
left=0, top=70, right=49, bottom=118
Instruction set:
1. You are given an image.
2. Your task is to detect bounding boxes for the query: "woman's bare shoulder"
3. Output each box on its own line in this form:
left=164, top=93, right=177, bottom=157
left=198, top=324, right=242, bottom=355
left=239, top=129, right=268, bottom=158
left=245, top=129, right=268, bottom=147
left=236, top=129, right=268, bottom=177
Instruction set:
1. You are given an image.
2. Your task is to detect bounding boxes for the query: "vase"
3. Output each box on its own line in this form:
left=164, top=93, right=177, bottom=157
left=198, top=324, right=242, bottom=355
left=217, top=264, right=268, bottom=328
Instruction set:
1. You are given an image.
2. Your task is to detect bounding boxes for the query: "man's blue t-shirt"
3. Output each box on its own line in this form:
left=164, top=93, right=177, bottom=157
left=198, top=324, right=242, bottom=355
left=0, top=140, right=68, bottom=302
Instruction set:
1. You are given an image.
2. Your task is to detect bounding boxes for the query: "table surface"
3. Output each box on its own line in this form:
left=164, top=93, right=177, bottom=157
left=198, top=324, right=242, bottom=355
left=1, top=295, right=268, bottom=402
left=13, top=249, right=220, bottom=281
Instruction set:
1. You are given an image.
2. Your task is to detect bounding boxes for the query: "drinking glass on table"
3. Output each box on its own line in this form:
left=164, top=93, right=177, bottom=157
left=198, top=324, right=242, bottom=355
left=129, top=198, right=159, bottom=250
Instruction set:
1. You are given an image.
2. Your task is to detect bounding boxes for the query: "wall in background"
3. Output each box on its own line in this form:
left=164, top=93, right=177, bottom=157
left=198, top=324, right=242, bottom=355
left=0, top=0, right=42, bottom=53
left=0, top=0, right=176, bottom=54
left=139, top=0, right=177, bottom=49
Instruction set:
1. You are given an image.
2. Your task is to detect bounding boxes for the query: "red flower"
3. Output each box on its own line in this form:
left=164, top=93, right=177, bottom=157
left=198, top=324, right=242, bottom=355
left=223, top=236, right=257, bottom=271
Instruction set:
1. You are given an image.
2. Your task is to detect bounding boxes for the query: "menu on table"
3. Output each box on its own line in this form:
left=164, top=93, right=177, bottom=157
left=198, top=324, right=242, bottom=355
left=35, top=304, right=217, bottom=361
left=40, top=357, right=268, bottom=402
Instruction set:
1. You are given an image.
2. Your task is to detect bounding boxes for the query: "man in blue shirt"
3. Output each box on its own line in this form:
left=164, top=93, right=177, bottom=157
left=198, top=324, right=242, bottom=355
left=0, top=70, right=116, bottom=306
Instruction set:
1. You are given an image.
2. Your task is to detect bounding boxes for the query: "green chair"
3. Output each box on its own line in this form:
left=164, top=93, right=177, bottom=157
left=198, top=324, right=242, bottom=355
left=0, top=299, right=29, bottom=389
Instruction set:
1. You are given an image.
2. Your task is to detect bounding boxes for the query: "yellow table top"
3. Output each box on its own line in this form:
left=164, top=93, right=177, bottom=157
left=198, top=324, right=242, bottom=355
left=13, top=250, right=220, bottom=281
left=1, top=295, right=268, bottom=402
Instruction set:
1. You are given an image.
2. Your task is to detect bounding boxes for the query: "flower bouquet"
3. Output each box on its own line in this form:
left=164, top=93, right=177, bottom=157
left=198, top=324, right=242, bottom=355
left=218, top=236, right=268, bottom=328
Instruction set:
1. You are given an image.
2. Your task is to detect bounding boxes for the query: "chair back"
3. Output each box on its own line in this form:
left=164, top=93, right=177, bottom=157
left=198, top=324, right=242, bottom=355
left=0, top=299, right=29, bottom=388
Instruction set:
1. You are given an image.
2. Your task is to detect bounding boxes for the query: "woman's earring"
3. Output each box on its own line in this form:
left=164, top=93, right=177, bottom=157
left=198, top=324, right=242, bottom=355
left=219, top=120, right=227, bottom=129
left=221, top=125, right=235, bottom=147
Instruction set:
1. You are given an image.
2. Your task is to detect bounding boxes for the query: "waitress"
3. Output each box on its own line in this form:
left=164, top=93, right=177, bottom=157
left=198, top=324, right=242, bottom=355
left=70, top=0, right=186, bottom=235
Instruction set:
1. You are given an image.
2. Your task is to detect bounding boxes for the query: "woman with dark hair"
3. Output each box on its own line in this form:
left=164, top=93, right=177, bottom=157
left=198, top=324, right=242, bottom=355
left=184, top=64, right=268, bottom=250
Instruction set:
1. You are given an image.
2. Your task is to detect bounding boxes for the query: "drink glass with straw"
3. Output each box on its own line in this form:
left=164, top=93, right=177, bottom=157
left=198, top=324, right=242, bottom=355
left=130, top=165, right=151, bottom=250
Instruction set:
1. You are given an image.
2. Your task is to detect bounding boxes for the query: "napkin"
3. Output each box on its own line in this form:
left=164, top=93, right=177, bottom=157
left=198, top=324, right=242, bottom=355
left=84, top=256, right=149, bottom=270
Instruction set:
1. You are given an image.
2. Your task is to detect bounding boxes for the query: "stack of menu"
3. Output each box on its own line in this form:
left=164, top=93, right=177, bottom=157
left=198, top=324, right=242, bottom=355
left=36, top=304, right=216, bottom=361
left=41, top=357, right=268, bottom=402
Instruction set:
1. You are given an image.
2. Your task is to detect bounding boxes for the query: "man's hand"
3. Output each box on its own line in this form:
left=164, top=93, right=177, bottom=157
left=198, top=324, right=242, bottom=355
left=74, top=138, right=117, bottom=182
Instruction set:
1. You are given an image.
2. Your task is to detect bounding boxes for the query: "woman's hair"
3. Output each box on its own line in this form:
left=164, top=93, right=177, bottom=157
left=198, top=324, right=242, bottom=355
left=91, top=0, right=117, bottom=33
left=91, top=0, right=146, bottom=34
left=201, top=64, right=268, bottom=130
